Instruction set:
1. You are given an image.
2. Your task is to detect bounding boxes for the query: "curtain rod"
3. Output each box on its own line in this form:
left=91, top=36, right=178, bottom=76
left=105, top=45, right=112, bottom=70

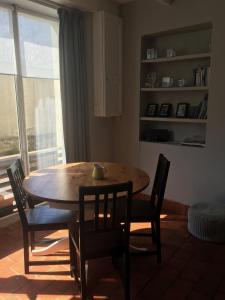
left=28, top=0, right=87, bottom=12
left=28, top=0, right=61, bottom=9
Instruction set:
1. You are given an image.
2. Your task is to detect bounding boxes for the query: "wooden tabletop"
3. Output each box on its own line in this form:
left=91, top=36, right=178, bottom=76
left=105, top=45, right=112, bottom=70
left=23, top=162, right=150, bottom=204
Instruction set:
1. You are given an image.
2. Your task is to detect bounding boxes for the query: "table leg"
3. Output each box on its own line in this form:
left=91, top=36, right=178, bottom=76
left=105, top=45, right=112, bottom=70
left=32, top=237, right=69, bottom=256
left=129, top=245, right=149, bottom=252
left=129, top=244, right=157, bottom=255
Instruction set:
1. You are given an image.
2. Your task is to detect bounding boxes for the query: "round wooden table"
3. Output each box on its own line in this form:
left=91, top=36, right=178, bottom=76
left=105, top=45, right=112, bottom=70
left=23, top=162, right=150, bottom=204
left=23, top=162, right=150, bottom=255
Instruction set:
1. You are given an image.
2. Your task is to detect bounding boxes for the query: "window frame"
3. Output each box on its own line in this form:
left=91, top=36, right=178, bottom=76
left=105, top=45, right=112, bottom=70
left=0, top=2, right=64, bottom=217
left=9, top=4, right=62, bottom=175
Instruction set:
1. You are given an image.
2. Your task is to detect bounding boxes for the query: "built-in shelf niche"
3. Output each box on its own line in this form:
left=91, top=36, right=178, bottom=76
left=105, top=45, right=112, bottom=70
left=139, top=23, right=212, bottom=148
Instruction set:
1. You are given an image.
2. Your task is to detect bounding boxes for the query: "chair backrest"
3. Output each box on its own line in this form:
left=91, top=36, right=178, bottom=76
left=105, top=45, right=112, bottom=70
left=78, top=181, right=133, bottom=255
left=150, top=154, right=170, bottom=215
left=7, top=159, right=29, bottom=227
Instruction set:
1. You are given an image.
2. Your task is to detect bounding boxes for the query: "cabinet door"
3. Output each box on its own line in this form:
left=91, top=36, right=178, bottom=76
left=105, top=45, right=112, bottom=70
left=93, top=11, right=122, bottom=117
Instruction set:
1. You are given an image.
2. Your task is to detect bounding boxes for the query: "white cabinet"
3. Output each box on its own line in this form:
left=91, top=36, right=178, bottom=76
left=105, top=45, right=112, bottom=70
left=93, top=11, right=122, bottom=117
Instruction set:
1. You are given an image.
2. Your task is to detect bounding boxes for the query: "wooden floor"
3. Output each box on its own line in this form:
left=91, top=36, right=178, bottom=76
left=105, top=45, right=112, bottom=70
left=0, top=213, right=225, bottom=300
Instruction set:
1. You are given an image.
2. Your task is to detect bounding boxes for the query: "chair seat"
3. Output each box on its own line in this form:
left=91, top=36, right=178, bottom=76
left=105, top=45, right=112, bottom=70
left=132, top=192, right=151, bottom=202
left=70, top=223, right=125, bottom=260
left=116, top=193, right=157, bottom=222
left=27, top=204, right=76, bottom=229
left=131, top=196, right=157, bottom=221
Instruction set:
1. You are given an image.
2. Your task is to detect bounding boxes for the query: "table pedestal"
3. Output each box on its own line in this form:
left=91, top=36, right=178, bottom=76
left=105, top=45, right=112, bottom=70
left=32, top=237, right=68, bottom=256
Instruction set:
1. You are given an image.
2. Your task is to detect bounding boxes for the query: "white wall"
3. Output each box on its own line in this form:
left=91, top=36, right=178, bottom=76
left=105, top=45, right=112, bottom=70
left=113, top=0, right=225, bottom=205
left=85, top=13, right=114, bottom=162
left=83, top=1, right=118, bottom=161
left=54, top=0, right=119, bottom=13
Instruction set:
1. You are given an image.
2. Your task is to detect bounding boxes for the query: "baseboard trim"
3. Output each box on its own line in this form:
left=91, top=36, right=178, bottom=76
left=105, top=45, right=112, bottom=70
left=0, top=212, right=19, bottom=228
left=163, top=199, right=189, bottom=216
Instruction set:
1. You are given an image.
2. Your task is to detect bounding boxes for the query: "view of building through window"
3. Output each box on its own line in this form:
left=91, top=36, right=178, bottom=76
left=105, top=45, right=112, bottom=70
left=0, top=7, right=18, bottom=159
left=18, top=12, right=65, bottom=170
left=0, top=5, right=65, bottom=213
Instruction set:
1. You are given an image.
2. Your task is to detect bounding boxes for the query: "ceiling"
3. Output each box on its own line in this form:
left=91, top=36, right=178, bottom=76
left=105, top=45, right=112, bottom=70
left=112, top=0, right=135, bottom=4
left=113, top=0, right=174, bottom=4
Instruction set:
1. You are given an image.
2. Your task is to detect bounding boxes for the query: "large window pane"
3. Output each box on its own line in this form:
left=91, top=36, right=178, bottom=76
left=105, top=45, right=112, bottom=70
left=18, top=12, right=59, bottom=79
left=23, top=78, right=65, bottom=170
left=0, top=6, right=65, bottom=217
left=0, top=7, right=16, bottom=74
left=0, top=74, right=19, bottom=215
left=0, top=75, right=19, bottom=157
left=19, top=12, right=65, bottom=171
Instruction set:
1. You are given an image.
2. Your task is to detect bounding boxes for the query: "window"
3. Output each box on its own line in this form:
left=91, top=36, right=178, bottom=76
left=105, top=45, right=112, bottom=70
left=0, top=7, right=16, bottom=74
left=0, top=5, right=65, bottom=215
left=18, top=12, right=64, bottom=170
left=0, top=7, right=19, bottom=158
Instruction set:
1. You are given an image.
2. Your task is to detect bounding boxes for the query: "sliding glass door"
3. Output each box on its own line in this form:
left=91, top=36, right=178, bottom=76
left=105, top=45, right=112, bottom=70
left=18, top=12, right=65, bottom=171
left=0, top=7, right=20, bottom=212
left=0, top=5, right=65, bottom=214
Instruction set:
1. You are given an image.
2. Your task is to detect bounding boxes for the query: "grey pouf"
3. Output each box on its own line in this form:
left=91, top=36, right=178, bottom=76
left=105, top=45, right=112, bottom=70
left=188, top=201, right=225, bottom=243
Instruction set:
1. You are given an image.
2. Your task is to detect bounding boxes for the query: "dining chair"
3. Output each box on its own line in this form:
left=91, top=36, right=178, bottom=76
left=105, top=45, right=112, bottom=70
left=69, top=181, right=133, bottom=300
left=7, top=159, right=75, bottom=274
left=130, top=154, right=170, bottom=263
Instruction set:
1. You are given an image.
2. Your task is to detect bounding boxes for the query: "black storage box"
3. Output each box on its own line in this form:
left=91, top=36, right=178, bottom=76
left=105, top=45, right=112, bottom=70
left=145, top=129, right=170, bottom=142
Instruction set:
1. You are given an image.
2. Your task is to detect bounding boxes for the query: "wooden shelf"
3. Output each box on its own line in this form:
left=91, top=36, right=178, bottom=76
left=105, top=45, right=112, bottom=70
left=141, top=52, right=211, bottom=64
left=139, top=24, right=211, bottom=148
left=140, top=117, right=207, bottom=124
left=141, top=86, right=208, bottom=92
left=140, top=140, right=206, bottom=148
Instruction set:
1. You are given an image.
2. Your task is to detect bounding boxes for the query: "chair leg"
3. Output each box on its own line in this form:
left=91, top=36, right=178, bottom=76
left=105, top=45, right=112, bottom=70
left=151, top=221, right=156, bottom=244
left=124, top=250, right=130, bottom=300
left=23, top=230, right=29, bottom=274
left=155, top=220, right=161, bottom=263
left=30, top=231, right=35, bottom=251
left=80, top=256, right=87, bottom=300
left=112, top=250, right=121, bottom=269
left=112, top=254, right=117, bottom=269
left=69, top=234, right=79, bottom=280
left=69, top=234, right=75, bottom=276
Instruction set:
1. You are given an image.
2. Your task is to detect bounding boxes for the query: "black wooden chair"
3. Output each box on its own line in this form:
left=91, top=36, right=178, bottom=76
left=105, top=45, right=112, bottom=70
left=69, top=181, right=132, bottom=300
left=7, top=159, right=75, bottom=273
left=130, top=154, right=170, bottom=263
